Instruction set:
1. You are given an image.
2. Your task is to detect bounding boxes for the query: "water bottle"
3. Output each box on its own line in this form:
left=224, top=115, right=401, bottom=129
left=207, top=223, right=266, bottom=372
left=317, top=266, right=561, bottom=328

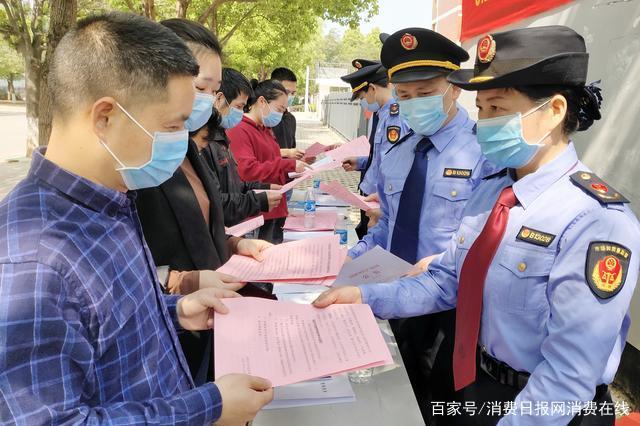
left=304, top=187, right=316, bottom=228
left=335, top=214, right=348, bottom=245
left=313, top=179, right=321, bottom=197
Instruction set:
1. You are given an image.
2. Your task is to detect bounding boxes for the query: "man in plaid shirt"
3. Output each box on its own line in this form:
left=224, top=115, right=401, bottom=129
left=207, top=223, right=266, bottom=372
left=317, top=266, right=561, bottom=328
left=0, top=12, right=272, bottom=425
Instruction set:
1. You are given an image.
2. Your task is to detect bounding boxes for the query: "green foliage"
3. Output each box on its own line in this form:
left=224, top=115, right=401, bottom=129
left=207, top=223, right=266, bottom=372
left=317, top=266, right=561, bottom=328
left=0, top=38, right=23, bottom=79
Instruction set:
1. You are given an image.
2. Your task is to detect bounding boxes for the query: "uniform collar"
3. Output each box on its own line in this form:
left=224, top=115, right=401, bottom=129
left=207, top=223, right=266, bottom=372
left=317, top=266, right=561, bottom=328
left=29, top=148, right=131, bottom=217
left=427, top=105, right=470, bottom=153
left=379, top=98, right=396, bottom=113
left=512, top=142, right=579, bottom=210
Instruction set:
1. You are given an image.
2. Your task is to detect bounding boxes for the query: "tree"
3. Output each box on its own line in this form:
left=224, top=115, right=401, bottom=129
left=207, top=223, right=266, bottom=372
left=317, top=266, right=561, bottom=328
left=0, top=37, right=22, bottom=100
left=0, top=0, right=78, bottom=154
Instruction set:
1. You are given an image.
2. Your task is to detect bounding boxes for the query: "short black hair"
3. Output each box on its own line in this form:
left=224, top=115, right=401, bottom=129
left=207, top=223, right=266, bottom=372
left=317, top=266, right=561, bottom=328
left=270, top=67, right=297, bottom=82
left=49, top=12, right=199, bottom=120
left=221, top=68, right=253, bottom=103
left=161, top=18, right=222, bottom=58
left=247, top=79, right=287, bottom=109
left=514, top=84, right=603, bottom=134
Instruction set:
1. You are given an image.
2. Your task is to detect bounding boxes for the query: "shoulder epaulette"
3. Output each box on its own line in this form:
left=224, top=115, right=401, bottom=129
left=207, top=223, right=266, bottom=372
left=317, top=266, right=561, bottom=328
left=570, top=171, right=629, bottom=204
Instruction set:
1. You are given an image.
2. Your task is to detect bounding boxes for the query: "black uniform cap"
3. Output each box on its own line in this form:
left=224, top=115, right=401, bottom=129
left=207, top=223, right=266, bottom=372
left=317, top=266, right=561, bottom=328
left=341, top=59, right=388, bottom=101
left=448, top=26, right=589, bottom=90
left=381, top=27, right=469, bottom=83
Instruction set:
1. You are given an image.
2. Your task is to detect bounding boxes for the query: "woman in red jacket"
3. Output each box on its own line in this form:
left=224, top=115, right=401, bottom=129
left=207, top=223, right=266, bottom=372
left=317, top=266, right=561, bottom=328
left=227, top=79, right=307, bottom=243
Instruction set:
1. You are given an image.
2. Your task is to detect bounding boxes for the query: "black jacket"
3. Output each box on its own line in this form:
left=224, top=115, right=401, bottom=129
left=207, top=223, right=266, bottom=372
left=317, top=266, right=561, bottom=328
left=272, top=110, right=297, bottom=149
left=199, top=129, right=269, bottom=226
left=135, top=140, right=231, bottom=384
left=136, top=140, right=230, bottom=271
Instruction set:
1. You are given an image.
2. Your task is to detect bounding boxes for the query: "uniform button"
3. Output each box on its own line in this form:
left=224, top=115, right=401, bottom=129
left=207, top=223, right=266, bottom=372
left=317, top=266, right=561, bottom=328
left=388, top=184, right=393, bottom=191
left=459, top=235, right=465, bottom=244
left=451, top=190, right=458, bottom=197
left=518, top=262, right=527, bottom=272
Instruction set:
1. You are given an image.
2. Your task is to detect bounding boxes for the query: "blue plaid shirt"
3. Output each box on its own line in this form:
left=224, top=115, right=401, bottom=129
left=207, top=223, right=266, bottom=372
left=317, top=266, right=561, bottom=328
left=0, top=150, right=222, bottom=425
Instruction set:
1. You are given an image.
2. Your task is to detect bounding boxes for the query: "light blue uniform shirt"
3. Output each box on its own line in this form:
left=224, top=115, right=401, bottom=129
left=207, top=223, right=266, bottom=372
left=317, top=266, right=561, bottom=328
left=360, top=143, right=640, bottom=425
left=357, top=99, right=410, bottom=195
left=349, top=105, right=494, bottom=261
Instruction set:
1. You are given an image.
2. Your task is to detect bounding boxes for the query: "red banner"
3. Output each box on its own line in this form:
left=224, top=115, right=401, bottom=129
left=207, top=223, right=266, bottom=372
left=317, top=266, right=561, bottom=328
left=461, top=0, right=573, bottom=41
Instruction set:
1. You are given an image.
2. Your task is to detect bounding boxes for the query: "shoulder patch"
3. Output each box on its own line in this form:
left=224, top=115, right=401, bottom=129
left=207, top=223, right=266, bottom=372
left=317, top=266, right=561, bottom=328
left=443, top=168, right=472, bottom=179
left=387, top=126, right=401, bottom=143
left=570, top=171, right=629, bottom=204
left=516, top=226, right=555, bottom=247
left=586, top=241, right=631, bottom=299
left=390, top=103, right=399, bottom=116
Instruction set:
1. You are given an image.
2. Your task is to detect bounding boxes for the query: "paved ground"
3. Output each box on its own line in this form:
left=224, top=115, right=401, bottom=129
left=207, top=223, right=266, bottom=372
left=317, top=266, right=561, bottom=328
left=292, top=112, right=363, bottom=223
left=0, top=103, right=27, bottom=162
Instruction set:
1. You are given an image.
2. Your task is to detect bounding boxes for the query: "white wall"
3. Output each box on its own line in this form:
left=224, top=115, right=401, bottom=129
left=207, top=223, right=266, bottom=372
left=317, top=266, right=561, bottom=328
left=458, top=0, right=640, bottom=348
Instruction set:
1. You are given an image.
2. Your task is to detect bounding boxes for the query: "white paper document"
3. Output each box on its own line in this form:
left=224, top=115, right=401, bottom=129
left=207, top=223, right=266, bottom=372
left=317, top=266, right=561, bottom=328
left=334, top=246, right=413, bottom=285
left=264, top=375, right=355, bottom=410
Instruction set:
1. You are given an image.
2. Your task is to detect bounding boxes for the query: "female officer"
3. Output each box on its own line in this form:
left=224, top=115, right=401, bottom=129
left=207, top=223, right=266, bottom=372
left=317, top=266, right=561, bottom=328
left=314, top=25, right=640, bottom=425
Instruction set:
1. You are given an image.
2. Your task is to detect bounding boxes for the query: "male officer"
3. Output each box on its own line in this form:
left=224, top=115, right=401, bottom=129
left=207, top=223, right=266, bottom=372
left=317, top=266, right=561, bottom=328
left=346, top=28, right=494, bottom=419
left=341, top=58, right=410, bottom=237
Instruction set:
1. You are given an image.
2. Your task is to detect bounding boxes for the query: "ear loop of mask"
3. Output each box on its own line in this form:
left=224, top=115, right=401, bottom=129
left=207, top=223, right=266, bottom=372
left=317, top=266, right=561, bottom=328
left=442, top=84, right=454, bottom=114
left=522, top=98, right=553, bottom=145
left=99, top=102, right=154, bottom=170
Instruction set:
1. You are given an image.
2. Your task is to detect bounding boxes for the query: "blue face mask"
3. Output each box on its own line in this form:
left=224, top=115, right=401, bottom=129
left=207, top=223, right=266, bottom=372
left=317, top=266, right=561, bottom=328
left=288, top=95, right=295, bottom=106
left=220, top=98, right=244, bottom=129
left=184, top=92, right=214, bottom=132
left=476, top=99, right=552, bottom=169
left=396, top=84, right=453, bottom=136
left=261, top=102, right=283, bottom=128
left=360, top=98, right=380, bottom=113
left=100, top=102, right=188, bottom=190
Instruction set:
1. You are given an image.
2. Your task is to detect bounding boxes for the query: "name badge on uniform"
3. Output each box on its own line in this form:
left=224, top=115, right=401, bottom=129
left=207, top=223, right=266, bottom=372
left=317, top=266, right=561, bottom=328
left=443, top=168, right=472, bottom=179
left=390, top=103, right=399, bottom=116
left=586, top=241, right=631, bottom=299
left=387, top=126, right=400, bottom=143
left=516, top=226, right=555, bottom=247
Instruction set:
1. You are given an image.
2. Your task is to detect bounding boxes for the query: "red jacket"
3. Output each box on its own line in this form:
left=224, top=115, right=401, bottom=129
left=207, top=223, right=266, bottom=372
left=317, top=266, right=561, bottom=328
left=227, top=115, right=296, bottom=219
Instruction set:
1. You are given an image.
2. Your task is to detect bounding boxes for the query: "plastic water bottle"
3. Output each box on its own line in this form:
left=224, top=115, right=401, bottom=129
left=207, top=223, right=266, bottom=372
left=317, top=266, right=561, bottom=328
left=304, top=187, right=316, bottom=228
left=313, top=179, right=321, bottom=197
left=335, top=214, right=348, bottom=245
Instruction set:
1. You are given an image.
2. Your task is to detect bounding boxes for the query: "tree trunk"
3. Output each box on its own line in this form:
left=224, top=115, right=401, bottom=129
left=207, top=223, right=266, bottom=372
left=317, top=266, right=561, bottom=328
left=37, top=0, right=77, bottom=148
left=6, top=75, right=15, bottom=101
left=23, top=49, right=40, bottom=156
left=176, top=0, right=190, bottom=18
left=143, top=0, right=156, bottom=20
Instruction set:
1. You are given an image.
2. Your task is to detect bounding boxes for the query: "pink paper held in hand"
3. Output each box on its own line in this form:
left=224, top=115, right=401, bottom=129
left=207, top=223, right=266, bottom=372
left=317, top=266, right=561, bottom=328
left=217, top=234, right=343, bottom=281
left=284, top=210, right=337, bottom=231
left=279, top=174, right=311, bottom=194
left=225, top=215, right=265, bottom=237
left=214, top=297, right=394, bottom=387
left=303, top=142, right=331, bottom=160
left=319, top=181, right=380, bottom=211
left=325, top=136, right=370, bottom=163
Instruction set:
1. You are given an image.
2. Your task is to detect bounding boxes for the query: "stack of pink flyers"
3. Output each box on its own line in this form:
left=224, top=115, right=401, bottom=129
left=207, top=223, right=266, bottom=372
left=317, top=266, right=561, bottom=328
left=283, top=210, right=337, bottom=232
left=217, top=234, right=345, bottom=286
left=215, top=297, right=394, bottom=387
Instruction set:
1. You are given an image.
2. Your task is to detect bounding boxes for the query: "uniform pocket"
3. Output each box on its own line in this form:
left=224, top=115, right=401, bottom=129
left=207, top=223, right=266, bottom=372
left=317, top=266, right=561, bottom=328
left=497, top=245, right=555, bottom=312
left=382, top=176, right=405, bottom=221
left=430, top=180, right=473, bottom=230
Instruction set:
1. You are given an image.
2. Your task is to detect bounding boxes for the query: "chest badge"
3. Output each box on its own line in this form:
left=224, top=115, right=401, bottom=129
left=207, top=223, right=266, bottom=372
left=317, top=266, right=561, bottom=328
left=586, top=241, right=631, bottom=299
left=516, top=226, right=555, bottom=247
left=443, top=168, right=472, bottom=179
left=390, top=103, right=399, bottom=116
left=387, top=126, right=400, bottom=143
